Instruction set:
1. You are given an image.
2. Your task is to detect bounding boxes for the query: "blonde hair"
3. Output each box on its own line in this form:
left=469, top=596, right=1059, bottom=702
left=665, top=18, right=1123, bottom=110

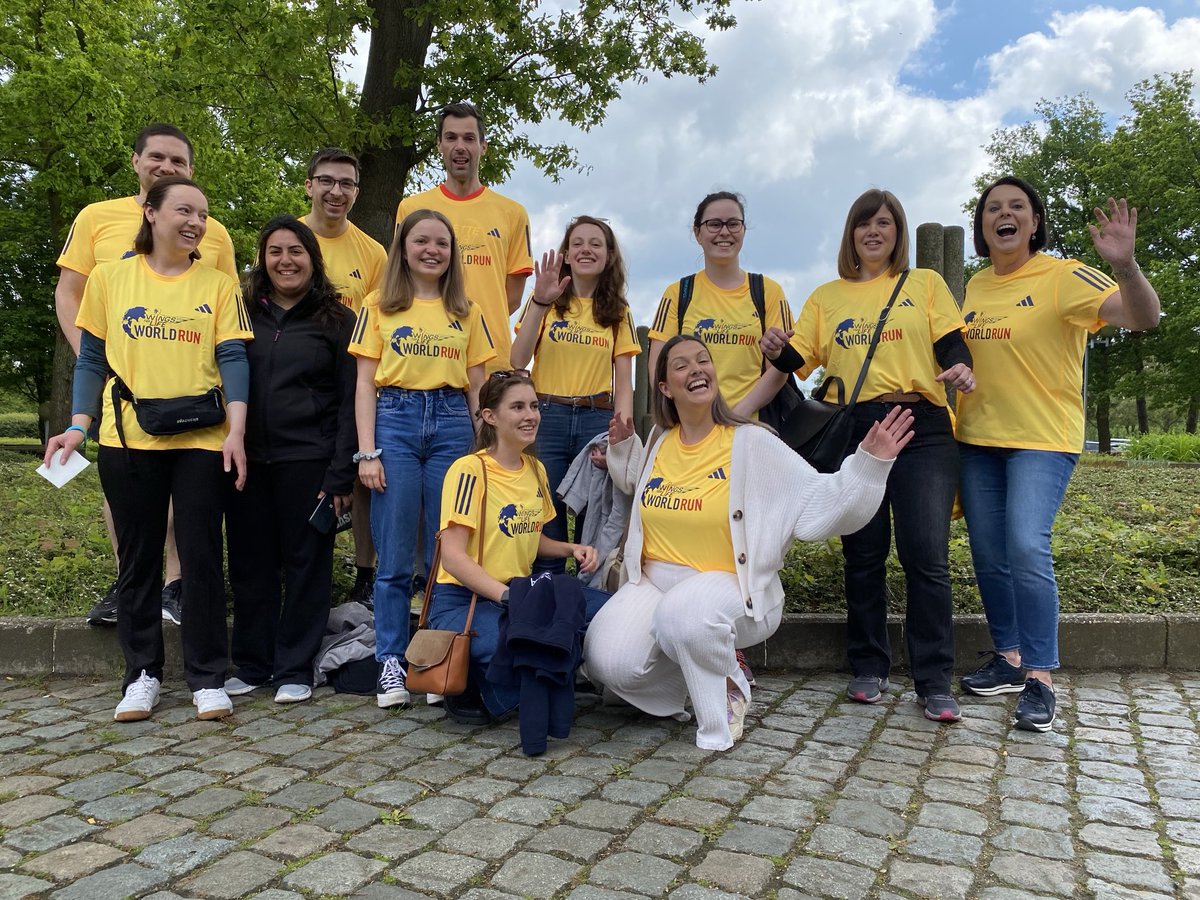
left=379, top=209, right=469, bottom=317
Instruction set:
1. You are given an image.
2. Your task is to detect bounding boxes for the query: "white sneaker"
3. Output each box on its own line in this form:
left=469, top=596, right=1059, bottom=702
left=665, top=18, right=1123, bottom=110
left=114, top=671, right=160, bottom=722
left=274, top=684, right=312, bottom=704
left=727, top=688, right=749, bottom=743
left=224, top=676, right=262, bottom=696
left=376, top=657, right=410, bottom=709
left=193, top=687, right=234, bottom=720
left=426, top=693, right=445, bottom=706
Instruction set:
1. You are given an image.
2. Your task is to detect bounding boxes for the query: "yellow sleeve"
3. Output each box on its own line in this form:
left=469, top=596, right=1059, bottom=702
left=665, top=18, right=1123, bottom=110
left=507, top=206, right=533, bottom=276
left=212, top=224, right=238, bottom=280
left=364, top=240, right=388, bottom=294
left=75, top=266, right=109, bottom=338
left=56, top=206, right=97, bottom=277
left=1058, top=261, right=1116, bottom=330
left=513, top=298, right=537, bottom=334
left=926, top=271, right=966, bottom=342
left=648, top=282, right=681, bottom=341
left=614, top=310, right=641, bottom=357
left=441, top=455, right=485, bottom=530
left=348, top=292, right=384, bottom=359
left=466, top=303, right=498, bottom=368
left=764, top=278, right=794, bottom=333
left=214, top=276, right=253, bottom=343
left=790, top=289, right=824, bottom=379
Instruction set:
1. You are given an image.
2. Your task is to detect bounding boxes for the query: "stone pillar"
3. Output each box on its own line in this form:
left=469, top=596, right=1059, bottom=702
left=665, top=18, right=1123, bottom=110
left=916, top=222, right=944, bottom=275
left=633, top=325, right=652, bottom=438
left=943, top=225, right=965, bottom=307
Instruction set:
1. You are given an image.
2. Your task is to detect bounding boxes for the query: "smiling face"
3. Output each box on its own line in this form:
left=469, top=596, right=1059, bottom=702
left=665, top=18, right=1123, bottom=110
left=659, top=338, right=717, bottom=414
left=145, top=184, right=208, bottom=256
left=565, top=222, right=609, bottom=280
left=305, top=160, right=359, bottom=223
left=853, top=205, right=898, bottom=277
left=437, top=114, right=486, bottom=186
left=980, top=183, right=1040, bottom=264
left=263, top=228, right=314, bottom=301
left=694, top=197, right=745, bottom=263
left=404, top=217, right=453, bottom=290
left=132, top=136, right=194, bottom=196
left=483, top=381, right=541, bottom=450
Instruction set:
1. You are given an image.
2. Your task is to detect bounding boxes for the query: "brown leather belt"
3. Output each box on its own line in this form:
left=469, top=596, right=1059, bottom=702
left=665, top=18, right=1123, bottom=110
left=537, top=392, right=613, bottom=410
left=868, top=391, right=923, bottom=404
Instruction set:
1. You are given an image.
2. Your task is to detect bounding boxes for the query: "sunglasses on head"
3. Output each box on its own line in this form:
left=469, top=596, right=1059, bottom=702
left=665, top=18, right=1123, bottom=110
left=489, top=369, right=530, bottom=380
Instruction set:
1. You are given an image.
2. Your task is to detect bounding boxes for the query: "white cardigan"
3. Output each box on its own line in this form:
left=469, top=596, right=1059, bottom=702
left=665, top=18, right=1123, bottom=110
left=609, top=424, right=893, bottom=624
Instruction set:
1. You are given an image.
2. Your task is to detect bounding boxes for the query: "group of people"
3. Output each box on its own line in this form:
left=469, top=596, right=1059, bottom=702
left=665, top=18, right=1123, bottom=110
left=43, top=101, right=1159, bottom=745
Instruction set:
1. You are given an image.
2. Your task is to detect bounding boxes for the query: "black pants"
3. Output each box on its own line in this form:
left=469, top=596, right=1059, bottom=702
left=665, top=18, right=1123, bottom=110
left=99, top=446, right=228, bottom=691
left=225, top=459, right=334, bottom=687
left=841, top=400, right=958, bottom=696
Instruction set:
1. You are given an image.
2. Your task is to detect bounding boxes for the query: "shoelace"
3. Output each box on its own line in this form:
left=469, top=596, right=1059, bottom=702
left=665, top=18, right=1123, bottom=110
left=380, top=659, right=406, bottom=691
left=125, top=672, right=157, bottom=702
left=194, top=688, right=228, bottom=706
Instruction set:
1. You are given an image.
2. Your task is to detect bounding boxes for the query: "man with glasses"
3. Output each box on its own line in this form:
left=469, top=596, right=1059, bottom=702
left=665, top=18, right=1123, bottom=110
left=396, top=102, right=532, bottom=373
left=301, top=147, right=388, bottom=606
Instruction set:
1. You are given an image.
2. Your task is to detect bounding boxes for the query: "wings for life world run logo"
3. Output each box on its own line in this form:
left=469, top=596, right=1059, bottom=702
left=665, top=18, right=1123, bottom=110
left=640, top=476, right=703, bottom=512
left=547, top=319, right=611, bottom=348
left=121, top=308, right=202, bottom=343
left=459, top=242, right=493, bottom=268
left=963, top=310, right=1012, bottom=341
left=691, top=316, right=758, bottom=348
left=389, top=326, right=463, bottom=360
left=833, top=316, right=904, bottom=349
left=496, top=502, right=543, bottom=538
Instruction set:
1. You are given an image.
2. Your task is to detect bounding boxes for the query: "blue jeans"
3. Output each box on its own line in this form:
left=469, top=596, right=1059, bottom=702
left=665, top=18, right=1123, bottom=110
left=533, top=401, right=611, bottom=574
left=429, top=581, right=611, bottom=716
left=371, top=387, right=474, bottom=660
left=841, top=401, right=958, bottom=696
left=958, top=444, right=1078, bottom=671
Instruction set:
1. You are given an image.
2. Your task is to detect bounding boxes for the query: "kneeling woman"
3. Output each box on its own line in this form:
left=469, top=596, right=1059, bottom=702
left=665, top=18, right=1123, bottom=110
left=430, top=372, right=609, bottom=724
left=585, top=335, right=911, bottom=750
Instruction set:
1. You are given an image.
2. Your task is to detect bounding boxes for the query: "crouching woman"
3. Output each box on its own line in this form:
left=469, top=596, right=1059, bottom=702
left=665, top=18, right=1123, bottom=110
left=584, top=334, right=912, bottom=750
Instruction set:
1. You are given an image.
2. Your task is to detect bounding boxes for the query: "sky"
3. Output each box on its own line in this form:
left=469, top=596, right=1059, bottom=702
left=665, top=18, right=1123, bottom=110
left=349, top=1, right=1200, bottom=324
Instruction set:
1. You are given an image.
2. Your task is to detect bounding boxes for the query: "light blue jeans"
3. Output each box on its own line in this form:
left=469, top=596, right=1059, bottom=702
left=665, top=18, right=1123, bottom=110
left=958, top=444, right=1078, bottom=670
left=371, top=387, right=474, bottom=661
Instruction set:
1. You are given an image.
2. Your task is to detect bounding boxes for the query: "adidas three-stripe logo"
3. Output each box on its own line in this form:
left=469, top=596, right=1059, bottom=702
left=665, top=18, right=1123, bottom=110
left=1015, top=296, right=1035, bottom=307
left=349, top=269, right=363, bottom=279
left=708, top=467, right=727, bottom=480
left=898, top=298, right=915, bottom=308
left=454, top=471, right=477, bottom=516
left=487, top=228, right=501, bottom=238
left=194, top=304, right=213, bottom=314
left=448, top=320, right=463, bottom=331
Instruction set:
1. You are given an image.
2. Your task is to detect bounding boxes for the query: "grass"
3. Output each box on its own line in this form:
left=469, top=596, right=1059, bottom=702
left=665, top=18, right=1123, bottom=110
left=1, top=449, right=1197, bottom=617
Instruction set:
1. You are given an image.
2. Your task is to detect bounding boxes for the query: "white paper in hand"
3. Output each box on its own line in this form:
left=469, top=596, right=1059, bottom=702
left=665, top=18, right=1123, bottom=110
left=36, top=450, right=90, bottom=488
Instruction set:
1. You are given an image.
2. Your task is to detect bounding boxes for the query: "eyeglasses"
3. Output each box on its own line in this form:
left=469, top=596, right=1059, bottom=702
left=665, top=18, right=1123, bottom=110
left=699, top=218, right=744, bottom=234
left=313, top=175, right=358, bottom=192
left=489, top=369, right=531, bottom=380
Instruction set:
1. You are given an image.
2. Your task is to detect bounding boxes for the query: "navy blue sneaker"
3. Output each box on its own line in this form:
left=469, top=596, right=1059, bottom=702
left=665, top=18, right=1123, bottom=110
left=1014, top=678, right=1056, bottom=732
left=960, top=650, right=1025, bottom=696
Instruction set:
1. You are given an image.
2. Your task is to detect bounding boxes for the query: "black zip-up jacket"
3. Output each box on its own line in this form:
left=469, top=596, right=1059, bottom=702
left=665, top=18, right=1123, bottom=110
left=244, top=290, right=357, bottom=496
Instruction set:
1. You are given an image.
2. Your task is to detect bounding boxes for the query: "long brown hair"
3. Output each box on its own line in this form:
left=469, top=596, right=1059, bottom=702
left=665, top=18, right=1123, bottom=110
left=133, top=176, right=204, bottom=261
left=552, top=215, right=628, bottom=328
left=475, top=371, right=538, bottom=452
left=652, top=335, right=760, bottom=431
left=379, top=209, right=469, bottom=317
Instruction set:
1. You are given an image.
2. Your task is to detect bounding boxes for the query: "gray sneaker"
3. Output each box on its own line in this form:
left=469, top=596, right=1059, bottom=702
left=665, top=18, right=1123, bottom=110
left=847, top=674, right=889, bottom=704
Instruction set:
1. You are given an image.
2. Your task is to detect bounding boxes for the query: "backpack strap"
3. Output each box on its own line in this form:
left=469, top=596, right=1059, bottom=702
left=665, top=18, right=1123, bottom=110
left=675, top=275, right=695, bottom=334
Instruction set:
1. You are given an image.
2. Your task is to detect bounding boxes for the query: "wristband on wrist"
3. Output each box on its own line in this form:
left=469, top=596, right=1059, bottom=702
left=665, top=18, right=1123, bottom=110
left=1112, top=260, right=1140, bottom=280
left=352, top=449, right=382, bottom=463
left=530, top=298, right=553, bottom=308
left=66, top=424, right=88, bottom=444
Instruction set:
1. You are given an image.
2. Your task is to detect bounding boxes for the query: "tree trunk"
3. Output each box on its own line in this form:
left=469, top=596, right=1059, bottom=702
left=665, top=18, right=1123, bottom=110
left=350, top=0, right=435, bottom=246
left=1187, top=396, right=1198, bottom=434
left=45, top=187, right=73, bottom=435
left=1096, top=392, right=1111, bottom=454
left=1134, top=350, right=1148, bottom=434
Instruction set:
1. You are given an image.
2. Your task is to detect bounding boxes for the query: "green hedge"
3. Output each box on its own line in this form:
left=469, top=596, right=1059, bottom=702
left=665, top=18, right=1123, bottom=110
left=1125, top=432, right=1200, bottom=462
left=0, top=412, right=39, bottom=439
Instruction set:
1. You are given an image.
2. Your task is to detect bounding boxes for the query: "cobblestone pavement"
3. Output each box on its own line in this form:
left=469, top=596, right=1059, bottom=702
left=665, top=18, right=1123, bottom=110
left=1, top=672, right=1199, bottom=900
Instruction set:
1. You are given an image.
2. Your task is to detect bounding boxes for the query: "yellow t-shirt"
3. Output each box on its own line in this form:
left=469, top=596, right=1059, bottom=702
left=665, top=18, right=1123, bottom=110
left=438, top=451, right=556, bottom=586
left=640, top=426, right=736, bottom=573
left=648, top=272, right=793, bottom=408
left=957, top=254, right=1115, bottom=452
left=515, top=297, right=640, bottom=396
left=348, top=292, right=496, bottom=389
left=790, top=268, right=965, bottom=406
left=57, top=196, right=238, bottom=280
left=76, top=256, right=252, bottom=451
left=396, top=185, right=533, bottom=371
left=301, top=217, right=387, bottom=314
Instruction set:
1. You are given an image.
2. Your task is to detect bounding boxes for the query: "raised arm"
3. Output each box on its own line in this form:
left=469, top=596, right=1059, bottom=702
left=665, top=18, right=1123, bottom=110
left=1092, top=198, right=1161, bottom=332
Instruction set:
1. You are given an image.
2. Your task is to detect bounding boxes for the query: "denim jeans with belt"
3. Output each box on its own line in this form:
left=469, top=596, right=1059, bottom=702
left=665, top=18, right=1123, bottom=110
left=371, top=386, right=474, bottom=661
left=429, top=581, right=610, bottom=716
left=841, top=399, right=959, bottom=696
left=532, top=399, right=611, bottom=574
left=958, top=444, right=1078, bottom=670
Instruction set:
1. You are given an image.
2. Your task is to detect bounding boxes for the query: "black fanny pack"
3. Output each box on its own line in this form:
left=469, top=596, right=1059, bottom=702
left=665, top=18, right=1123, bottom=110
left=111, top=378, right=226, bottom=447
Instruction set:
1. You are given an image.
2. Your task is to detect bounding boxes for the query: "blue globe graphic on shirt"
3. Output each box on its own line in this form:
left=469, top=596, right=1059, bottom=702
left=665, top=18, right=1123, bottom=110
left=833, top=318, right=857, bottom=349
left=644, top=477, right=663, bottom=490
left=122, top=307, right=149, bottom=339
left=693, top=318, right=716, bottom=339
left=389, top=325, right=414, bottom=355
left=497, top=503, right=518, bottom=537
left=964, top=311, right=977, bottom=324
left=547, top=319, right=570, bottom=342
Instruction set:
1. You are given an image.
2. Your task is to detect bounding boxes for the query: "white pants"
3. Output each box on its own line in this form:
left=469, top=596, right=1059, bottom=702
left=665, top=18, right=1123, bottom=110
left=583, top=561, right=780, bottom=750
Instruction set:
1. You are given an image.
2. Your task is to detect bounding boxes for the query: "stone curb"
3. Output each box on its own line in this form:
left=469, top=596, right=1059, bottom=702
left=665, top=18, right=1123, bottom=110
left=2, top=612, right=1197, bottom=677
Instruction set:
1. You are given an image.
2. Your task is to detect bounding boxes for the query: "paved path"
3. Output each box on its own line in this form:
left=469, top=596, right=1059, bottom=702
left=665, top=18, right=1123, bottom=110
left=1, top=672, right=1198, bottom=900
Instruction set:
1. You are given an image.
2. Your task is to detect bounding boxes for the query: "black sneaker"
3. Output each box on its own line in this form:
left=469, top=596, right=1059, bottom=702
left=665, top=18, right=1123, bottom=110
left=349, top=577, right=375, bottom=610
left=161, top=579, right=182, bottom=626
left=960, top=650, right=1025, bottom=696
left=1014, top=678, right=1056, bottom=733
left=86, top=582, right=119, bottom=626
left=443, top=691, right=491, bottom=726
